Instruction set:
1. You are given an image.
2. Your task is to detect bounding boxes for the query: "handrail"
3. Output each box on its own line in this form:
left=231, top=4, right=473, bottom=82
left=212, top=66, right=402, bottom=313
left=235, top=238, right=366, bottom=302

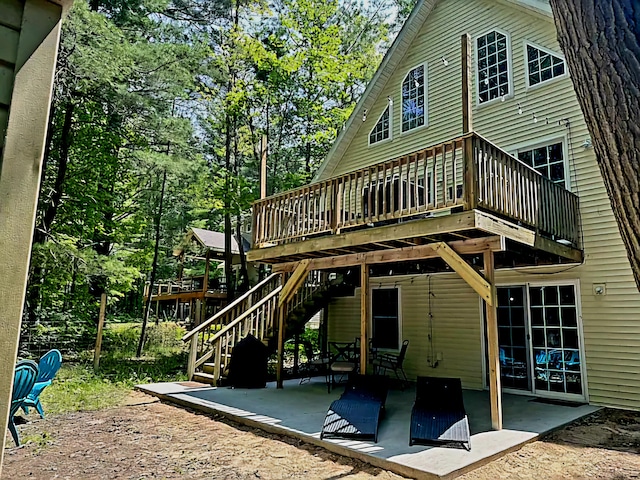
left=193, top=286, right=283, bottom=370
left=182, top=273, right=279, bottom=341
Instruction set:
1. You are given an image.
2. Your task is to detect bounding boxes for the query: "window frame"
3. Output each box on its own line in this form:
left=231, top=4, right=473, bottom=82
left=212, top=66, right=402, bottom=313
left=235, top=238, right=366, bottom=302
left=524, top=41, right=568, bottom=90
left=399, top=63, right=428, bottom=134
left=508, top=135, right=571, bottom=190
left=368, top=104, right=393, bottom=146
left=370, top=285, right=402, bottom=352
left=474, top=28, right=514, bottom=107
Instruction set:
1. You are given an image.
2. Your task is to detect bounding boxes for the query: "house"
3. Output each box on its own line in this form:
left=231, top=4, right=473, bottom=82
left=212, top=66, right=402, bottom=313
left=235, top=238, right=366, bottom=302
left=0, top=0, right=72, bottom=470
left=186, top=0, right=640, bottom=430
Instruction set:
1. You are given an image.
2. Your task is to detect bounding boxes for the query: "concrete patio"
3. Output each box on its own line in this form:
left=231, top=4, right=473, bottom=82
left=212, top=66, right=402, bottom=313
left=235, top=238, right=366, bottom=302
left=137, top=378, right=598, bottom=479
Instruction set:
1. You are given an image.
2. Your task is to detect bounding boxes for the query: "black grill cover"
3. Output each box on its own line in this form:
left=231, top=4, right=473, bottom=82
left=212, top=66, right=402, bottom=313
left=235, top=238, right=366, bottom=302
left=227, top=334, right=268, bottom=388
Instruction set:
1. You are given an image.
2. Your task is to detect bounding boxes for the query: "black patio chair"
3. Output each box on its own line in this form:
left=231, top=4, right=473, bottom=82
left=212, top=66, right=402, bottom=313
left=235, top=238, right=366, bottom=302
left=320, top=374, right=388, bottom=443
left=299, top=340, right=329, bottom=385
left=372, top=339, right=409, bottom=388
left=409, top=376, right=471, bottom=451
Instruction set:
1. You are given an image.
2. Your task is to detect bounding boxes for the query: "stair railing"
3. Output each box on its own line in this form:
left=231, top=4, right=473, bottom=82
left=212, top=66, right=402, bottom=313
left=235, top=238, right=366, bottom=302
left=183, top=273, right=281, bottom=378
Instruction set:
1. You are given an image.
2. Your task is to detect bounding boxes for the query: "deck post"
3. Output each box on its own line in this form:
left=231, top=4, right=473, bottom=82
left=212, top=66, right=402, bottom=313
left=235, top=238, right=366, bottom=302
left=276, top=273, right=287, bottom=389
left=483, top=250, right=502, bottom=430
left=461, top=33, right=473, bottom=134
left=187, top=335, right=198, bottom=380
left=360, top=263, right=369, bottom=374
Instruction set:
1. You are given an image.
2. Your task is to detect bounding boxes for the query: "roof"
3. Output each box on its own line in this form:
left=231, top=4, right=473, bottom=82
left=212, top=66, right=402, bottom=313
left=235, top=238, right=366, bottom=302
left=313, top=0, right=552, bottom=181
left=174, top=228, right=240, bottom=256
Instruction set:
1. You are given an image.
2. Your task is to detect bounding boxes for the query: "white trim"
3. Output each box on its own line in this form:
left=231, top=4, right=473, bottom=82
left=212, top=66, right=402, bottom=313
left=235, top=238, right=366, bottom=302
left=370, top=285, right=403, bottom=352
left=399, top=62, right=428, bottom=134
left=523, top=40, right=568, bottom=91
left=367, top=104, right=393, bottom=147
left=474, top=28, right=514, bottom=108
left=507, top=135, right=571, bottom=191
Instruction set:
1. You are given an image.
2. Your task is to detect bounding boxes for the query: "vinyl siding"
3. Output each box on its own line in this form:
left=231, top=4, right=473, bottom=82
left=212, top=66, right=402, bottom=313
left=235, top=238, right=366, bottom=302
left=0, top=0, right=24, bottom=155
left=323, top=0, right=640, bottom=409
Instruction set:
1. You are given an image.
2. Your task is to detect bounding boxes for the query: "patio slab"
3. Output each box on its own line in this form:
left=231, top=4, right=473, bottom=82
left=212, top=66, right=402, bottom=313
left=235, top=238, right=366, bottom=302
left=137, top=378, right=599, bottom=479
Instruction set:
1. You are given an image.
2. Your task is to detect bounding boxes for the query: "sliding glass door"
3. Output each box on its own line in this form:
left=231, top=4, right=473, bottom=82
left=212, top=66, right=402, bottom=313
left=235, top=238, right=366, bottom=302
left=485, top=282, right=584, bottom=399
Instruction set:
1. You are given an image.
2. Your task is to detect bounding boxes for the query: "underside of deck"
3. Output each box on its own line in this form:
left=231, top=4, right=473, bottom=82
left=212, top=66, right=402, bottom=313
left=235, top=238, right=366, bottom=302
left=247, top=208, right=583, bottom=268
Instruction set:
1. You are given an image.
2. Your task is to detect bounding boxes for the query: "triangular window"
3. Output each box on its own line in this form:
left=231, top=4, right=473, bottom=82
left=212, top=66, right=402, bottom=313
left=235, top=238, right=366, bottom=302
left=369, top=106, right=391, bottom=145
left=526, top=43, right=566, bottom=87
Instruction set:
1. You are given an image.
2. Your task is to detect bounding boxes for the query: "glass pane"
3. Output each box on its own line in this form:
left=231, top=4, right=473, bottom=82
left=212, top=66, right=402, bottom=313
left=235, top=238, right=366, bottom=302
left=498, top=49, right=507, bottom=62
left=499, top=326, right=511, bottom=345
left=550, top=372, right=565, bottom=392
left=511, top=307, right=525, bottom=326
left=529, top=72, right=540, bottom=85
left=529, top=287, right=543, bottom=306
left=372, top=317, right=398, bottom=349
left=512, top=327, right=526, bottom=347
left=553, top=63, right=565, bottom=77
left=541, top=68, right=553, bottom=82
left=372, top=289, right=398, bottom=316
left=528, top=60, right=539, bottom=72
left=548, top=143, right=563, bottom=161
left=546, top=307, right=560, bottom=326
left=478, top=36, right=486, bottom=48
left=565, top=350, right=581, bottom=371
left=547, top=328, right=561, bottom=348
left=551, top=162, right=565, bottom=182
left=563, top=329, right=579, bottom=349
left=487, top=31, right=495, bottom=43
left=497, top=35, right=506, bottom=50
left=562, top=307, right=577, bottom=327
left=532, top=327, right=545, bottom=347
left=559, top=286, right=575, bottom=305
left=541, top=54, right=552, bottom=69
left=518, top=150, right=533, bottom=166
left=544, top=286, right=559, bottom=305
left=533, top=147, right=548, bottom=167
left=527, top=45, right=538, bottom=60
left=488, top=43, right=496, bottom=55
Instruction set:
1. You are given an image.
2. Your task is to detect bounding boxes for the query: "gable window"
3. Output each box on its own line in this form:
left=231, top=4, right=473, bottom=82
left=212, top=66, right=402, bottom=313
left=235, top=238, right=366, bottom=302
left=526, top=43, right=565, bottom=87
left=371, top=288, right=400, bottom=350
left=516, top=141, right=567, bottom=187
left=369, top=106, right=391, bottom=145
left=477, top=30, right=510, bottom=103
left=401, top=65, right=426, bottom=132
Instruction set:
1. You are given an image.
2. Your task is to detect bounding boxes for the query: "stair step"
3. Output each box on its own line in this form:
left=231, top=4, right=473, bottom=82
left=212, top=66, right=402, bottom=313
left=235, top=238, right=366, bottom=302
left=193, top=372, right=216, bottom=385
left=203, top=362, right=215, bottom=374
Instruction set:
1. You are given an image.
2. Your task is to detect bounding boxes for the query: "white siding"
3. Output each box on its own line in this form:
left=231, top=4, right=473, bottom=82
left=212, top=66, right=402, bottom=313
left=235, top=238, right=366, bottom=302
left=322, top=0, right=640, bottom=409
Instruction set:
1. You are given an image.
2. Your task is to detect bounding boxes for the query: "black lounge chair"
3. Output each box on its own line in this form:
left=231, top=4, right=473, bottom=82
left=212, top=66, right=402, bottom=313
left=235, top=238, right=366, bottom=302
left=409, top=376, right=471, bottom=450
left=320, top=374, right=388, bottom=443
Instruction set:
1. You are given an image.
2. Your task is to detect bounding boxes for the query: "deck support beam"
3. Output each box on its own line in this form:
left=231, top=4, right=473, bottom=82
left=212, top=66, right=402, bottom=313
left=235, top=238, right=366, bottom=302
left=360, top=263, right=369, bottom=374
left=483, top=250, right=502, bottom=430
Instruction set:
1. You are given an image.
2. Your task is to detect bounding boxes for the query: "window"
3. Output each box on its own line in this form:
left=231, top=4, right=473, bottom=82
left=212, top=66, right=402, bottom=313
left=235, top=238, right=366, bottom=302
left=371, top=288, right=400, bottom=350
left=526, top=43, right=565, bottom=87
left=517, top=141, right=566, bottom=186
left=369, top=106, right=391, bottom=145
left=477, top=30, right=510, bottom=103
left=401, top=65, right=426, bottom=132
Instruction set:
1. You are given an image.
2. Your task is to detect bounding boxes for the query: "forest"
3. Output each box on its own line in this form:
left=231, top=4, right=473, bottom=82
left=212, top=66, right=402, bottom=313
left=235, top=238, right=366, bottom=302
left=24, top=0, right=417, bottom=351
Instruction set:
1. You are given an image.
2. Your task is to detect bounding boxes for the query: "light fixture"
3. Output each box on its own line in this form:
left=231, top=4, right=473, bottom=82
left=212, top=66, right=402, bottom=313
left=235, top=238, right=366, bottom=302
left=517, top=103, right=522, bottom=115
left=582, top=137, right=592, bottom=148
left=414, top=79, right=420, bottom=88
left=441, top=56, right=448, bottom=67
left=362, top=109, right=367, bottom=122
left=533, top=113, right=538, bottom=123
left=387, top=96, right=393, bottom=105
left=483, top=78, right=489, bottom=86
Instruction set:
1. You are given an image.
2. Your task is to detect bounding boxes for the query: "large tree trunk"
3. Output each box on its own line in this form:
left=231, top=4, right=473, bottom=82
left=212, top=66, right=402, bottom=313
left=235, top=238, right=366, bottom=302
left=550, top=0, right=640, bottom=290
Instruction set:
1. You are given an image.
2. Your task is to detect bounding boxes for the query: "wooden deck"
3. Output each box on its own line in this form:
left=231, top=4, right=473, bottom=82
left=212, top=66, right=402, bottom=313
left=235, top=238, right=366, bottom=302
left=248, top=133, right=581, bottom=265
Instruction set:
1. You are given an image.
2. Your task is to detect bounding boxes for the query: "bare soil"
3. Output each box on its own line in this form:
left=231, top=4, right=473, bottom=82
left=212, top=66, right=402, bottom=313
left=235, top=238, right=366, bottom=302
left=4, top=393, right=640, bottom=480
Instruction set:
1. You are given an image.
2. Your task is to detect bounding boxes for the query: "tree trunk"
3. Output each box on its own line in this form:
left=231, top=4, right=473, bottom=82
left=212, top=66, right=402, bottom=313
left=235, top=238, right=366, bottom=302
left=137, top=169, right=167, bottom=357
left=550, top=0, right=640, bottom=290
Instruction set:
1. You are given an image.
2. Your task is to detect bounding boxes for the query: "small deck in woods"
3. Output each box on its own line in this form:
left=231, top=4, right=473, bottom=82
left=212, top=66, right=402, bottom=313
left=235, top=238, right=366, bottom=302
left=248, top=132, right=582, bottom=266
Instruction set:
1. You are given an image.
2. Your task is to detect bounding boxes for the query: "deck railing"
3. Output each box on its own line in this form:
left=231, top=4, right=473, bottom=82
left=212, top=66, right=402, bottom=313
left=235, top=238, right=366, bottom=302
left=252, top=133, right=580, bottom=248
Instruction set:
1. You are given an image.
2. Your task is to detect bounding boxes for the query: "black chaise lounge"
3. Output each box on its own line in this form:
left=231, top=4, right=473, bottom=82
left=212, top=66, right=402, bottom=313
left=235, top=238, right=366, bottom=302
left=409, top=376, right=471, bottom=450
left=320, top=374, right=388, bottom=442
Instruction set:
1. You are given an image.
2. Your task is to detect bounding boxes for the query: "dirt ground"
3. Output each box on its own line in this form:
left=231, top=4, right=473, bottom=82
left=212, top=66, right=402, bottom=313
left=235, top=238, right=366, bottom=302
left=4, top=392, right=640, bottom=480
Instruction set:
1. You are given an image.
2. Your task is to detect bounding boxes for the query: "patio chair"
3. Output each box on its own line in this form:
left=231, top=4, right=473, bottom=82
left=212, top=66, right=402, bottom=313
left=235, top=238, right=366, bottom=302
left=372, top=339, right=409, bottom=388
left=409, top=376, right=471, bottom=451
left=328, top=338, right=360, bottom=392
left=320, top=374, right=388, bottom=442
left=8, top=360, right=39, bottom=447
left=22, top=349, right=62, bottom=418
left=299, top=340, right=329, bottom=385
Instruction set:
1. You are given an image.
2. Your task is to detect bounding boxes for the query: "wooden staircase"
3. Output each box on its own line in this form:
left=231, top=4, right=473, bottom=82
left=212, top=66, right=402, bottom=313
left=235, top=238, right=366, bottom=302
left=182, top=271, right=337, bottom=385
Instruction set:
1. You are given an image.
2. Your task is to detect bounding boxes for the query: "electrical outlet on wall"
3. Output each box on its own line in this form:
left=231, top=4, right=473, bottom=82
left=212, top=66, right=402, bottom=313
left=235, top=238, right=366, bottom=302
left=436, top=352, right=443, bottom=361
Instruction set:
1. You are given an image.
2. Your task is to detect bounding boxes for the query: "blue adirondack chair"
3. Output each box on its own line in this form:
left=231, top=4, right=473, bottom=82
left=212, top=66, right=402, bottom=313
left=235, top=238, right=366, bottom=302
left=9, top=360, right=39, bottom=447
left=22, top=349, right=62, bottom=418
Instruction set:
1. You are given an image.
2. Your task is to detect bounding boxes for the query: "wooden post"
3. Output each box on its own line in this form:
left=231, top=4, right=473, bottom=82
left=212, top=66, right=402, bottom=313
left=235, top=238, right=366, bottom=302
left=203, top=250, right=211, bottom=292
left=462, top=33, right=473, bottom=134
left=483, top=250, right=502, bottom=430
left=360, top=263, right=369, bottom=374
left=276, top=302, right=286, bottom=389
left=260, top=135, right=268, bottom=199
left=194, top=299, right=202, bottom=327
left=187, top=335, right=198, bottom=380
left=94, top=293, right=107, bottom=370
